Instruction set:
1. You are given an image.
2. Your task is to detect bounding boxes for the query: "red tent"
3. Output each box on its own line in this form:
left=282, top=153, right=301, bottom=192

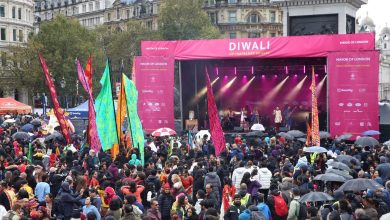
left=0, top=98, right=32, bottom=115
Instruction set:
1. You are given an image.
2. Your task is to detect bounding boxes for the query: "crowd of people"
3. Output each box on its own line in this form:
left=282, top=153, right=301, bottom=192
left=0, top=113, right=390, bottom=220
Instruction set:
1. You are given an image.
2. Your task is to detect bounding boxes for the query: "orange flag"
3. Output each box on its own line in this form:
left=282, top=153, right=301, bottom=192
left=85, top=55, right=93, bottom=91
left=310, top=66, right=320, bottom=146
left=111, top=74, right=127, bottom=158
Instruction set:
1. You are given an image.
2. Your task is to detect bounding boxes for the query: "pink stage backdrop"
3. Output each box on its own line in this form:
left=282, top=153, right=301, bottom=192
left=328, top=51, right=379, bottom=139
left=134, top=56, right=175, bottom=133
left=142, top=33, right=375, bottom=60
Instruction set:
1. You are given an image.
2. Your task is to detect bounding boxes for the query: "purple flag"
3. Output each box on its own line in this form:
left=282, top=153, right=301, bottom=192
left=76, top=58, right=102, bottom=152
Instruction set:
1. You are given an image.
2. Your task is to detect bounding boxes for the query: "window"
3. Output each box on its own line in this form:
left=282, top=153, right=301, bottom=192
left=18, top=8, right=21, bottom=19
left=127, top=10, right=130, bottom=18
left=208, top=0, right=216, bottom=5
left=95, top=1, right=100, bottom=10
left=251, top=0, right=259, bottom=2
left=147, top=20, right=152, bottom=30
left=209, top=12, right=216, bottom=24
left=1, top=52, right=6, bottom=66
left=13, top=29, right=16, bottom=41
left=107, top=13, right=111, bottom=21
left=12, top=7, right=16, bottom=18
left=228, top=0, right=237, bottom=4
left=248, top=14, right=260, bottom=23
left=19, top=30, right=23, bottom=42
left=229, top=32, right=237, bottom=39
left=270, top=11, right=276, bottom=23
left=1, top=28, right=6, bottom=40
left=116, top=8, right=120, bottom=19
left=89, top=3, right=93, bottom=12
left=248, top=32, right=260, bottom=38
left=25, top=9, right=28, bottom=21
left=228, top=11, right=236, bottom=23
left=270, top=32, right=276, bottom=37
left=73, top=6, right=77, bottom=15
left=82, top=4, right=86, bottom=13
left=384, top=43, right=387, bottom=49
left=0, top=6, right=4, bottom=17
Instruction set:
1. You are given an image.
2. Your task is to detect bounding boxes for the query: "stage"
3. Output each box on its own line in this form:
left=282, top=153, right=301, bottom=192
left=134, top=33, right=379, bottom=139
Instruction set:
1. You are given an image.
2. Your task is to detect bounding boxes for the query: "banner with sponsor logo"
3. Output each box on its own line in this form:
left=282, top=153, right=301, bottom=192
left=328, top=51, right=379, bottom=139
left=134, top=56, right=175, bottom=133
left=141, top=33, right=375, bottom=60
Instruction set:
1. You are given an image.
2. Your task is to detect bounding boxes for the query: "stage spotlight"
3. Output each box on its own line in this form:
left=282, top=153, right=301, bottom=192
left=263, top=76, right=289, bottom=104
left=251, top=66, right=254, bottom=75
left=234, top=67, right=237, bottom=75
left=274, top=74, right=277, bottom=78
left=316, top=75, right=327, bottom=96
left=324, top=65, right=327, bottom=73
left=216, top=67, right=219, bottom=76
left=285, top=66, right=288, bottom=74
left=189, top=77, right=219, bottom=105
left=233, top=76, right=255, bottom=99
left=285, top=76, right=307, bottom=101
left=304, top=65, right=306, bottom=74
left=215, top=77, right=237, bottom=100
left=315, top=74, right=318, bottom=77
left=261, top=74, right=265, bottom=78
left=294, top=74, right=298, bottom=77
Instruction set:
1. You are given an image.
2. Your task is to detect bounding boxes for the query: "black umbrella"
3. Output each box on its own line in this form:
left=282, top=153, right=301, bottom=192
left=299, top=192, right=334, bottom=203
left=44, top=132, right=64, bottom=142
left=325, top=169, right=353, bottom=180
left=336, top=178, right=382, bottom=192
left=287, top=130, right=305, bottom=137
left=326, top=161, right=351, bottom=172
left=12, top=132, right=30, bottom=140
left=336, top=133, right=352, bottom=142
left=319, top=131, right=331, bottom=139
left=355, top=137, right=379, bottom=147
left=313, top=173, right=346, bottom=182
left=278, top=132, right=294, bottom=140
left=336, top=155, right=360, bottom=164
left=21, top=123, right=34, bottom=132
left=246, top=131, right=264, bottom=137
left=30, top=119, right=41, bottom=126
left=297, top=138, right=307, bottom=143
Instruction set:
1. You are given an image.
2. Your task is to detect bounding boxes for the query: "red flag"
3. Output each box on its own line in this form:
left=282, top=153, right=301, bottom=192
left=205, top=67, right=226, bottom=157
left=38, top=54, right=72, bottom=144
left=306, top=121, right=311, bottom=146
left=85, top=55, right=93, bottom=92
left=310, top=66, right=320, bottom=146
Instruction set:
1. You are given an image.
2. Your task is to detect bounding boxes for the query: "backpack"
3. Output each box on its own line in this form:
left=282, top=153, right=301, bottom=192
left=273, top=194, right=288, bottom=217
left=250, top=211, right=266, bottom=220
left=297, top=201, right=308, bottom=220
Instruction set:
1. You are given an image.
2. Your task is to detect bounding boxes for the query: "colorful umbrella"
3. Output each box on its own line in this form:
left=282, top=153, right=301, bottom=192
left=151, top=127, right=176, bottom=137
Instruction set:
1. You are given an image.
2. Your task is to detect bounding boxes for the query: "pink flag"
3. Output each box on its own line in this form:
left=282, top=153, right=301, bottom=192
left=205, top=68, right=226, bottom=157
left=76, top=58, right=102, bottom=152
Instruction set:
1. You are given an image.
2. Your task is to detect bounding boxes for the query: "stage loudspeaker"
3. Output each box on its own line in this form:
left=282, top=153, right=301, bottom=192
left=279, top=127, right=289, bottom=132
left=234, top=127, right=244, bottom=132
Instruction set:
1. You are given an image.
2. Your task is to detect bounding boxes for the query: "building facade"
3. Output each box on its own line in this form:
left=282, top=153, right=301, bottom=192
left=272, top=0, right=366, bottom=36
left=204, top=0, right=283, bottom=39
left=104, top=0, right=159, bottom=31
left=378, top=26, right=390, bottom=101
left=0, top=0, right=34, bottom=103
left=34, top=0, right=112, bottom=28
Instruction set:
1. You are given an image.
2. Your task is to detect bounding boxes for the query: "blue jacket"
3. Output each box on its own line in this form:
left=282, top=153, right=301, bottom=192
left=82, top=205, right=101, bottom=220
left=239, top=209, right=251, bottom=220
left=257, top=203, right=271, bottom=220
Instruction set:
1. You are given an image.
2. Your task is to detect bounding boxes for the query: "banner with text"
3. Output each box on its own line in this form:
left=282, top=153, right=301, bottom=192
left=328, top=51, right=379, bottom=139
left=134, top=56, right=175, bottom=133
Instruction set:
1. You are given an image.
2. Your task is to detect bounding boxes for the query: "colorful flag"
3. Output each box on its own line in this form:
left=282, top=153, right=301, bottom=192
left=112, top=74, right=127, bottom=158
left=38, top=54, right=71, bottom=144
left=306, top=121, right=311, bottom=146
left=205, top=68, right=226, bottom=157
left=27, top=143, right=32, bottom=163
left=95, top=60, right=118, bottom=151
left=76, top=58, right=102, bottom=152
left=85, top=54, right=93, bottom=91
left=123, top=75, right=145, bottom=165
left=310, top=66, right=320, bottom=146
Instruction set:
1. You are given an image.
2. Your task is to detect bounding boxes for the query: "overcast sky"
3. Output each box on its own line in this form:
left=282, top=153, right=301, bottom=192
left=356, top=0, right=390, bottom=34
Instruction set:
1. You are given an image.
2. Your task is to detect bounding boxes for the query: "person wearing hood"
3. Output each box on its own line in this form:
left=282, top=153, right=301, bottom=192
left=128, top=154, right=141, bottom=166
left=205, top=183, right=220, bottom=209
left=239, top=205, right=266, bottom=220
left=232, top=161, right=249, bottom=189
left=158, top=183, right=173, bottom=220
left=59, top=182, right=81, bottom=220
left=204, top=167, right=221, bottom=196
left=256, top=193, right=271, bottom=220
left=145, top=169, right=162, bottom=193
left=258, top=162, right=272, bottom=199
left=376, top=157, right=390, bottom=183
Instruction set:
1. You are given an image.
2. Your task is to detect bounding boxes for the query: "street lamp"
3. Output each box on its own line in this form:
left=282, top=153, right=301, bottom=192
left=60, top=76, right=66, bottom=88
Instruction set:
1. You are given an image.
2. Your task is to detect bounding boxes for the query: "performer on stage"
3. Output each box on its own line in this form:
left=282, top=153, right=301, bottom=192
left=251, top=107, right=260, bottom=125
left=273, top=106, right=282, bottom=133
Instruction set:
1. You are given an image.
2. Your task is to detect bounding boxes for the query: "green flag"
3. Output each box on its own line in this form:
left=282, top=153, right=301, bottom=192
left=123, top=75, right=145, bottom=165
left=95, top=60, right=118, bottom=151
left=27, top=143, right=32, bottom=163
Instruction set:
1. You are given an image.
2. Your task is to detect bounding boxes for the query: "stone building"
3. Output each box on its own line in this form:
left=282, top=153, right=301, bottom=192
left=0, top=0, right=34, bottom=103
left=203, top=0, right=283, bottom=38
